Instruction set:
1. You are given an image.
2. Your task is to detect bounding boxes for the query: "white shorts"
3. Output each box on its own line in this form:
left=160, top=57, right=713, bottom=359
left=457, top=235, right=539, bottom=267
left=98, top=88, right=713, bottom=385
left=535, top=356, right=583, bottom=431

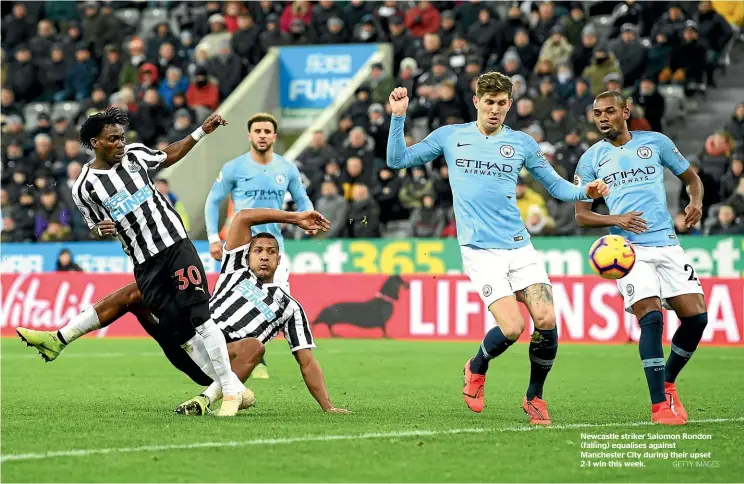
left=274, top=252, right=291, bottom=293
left=617, top=245, right=704, bottom=313
left=461, top=244, right=551, bottom=308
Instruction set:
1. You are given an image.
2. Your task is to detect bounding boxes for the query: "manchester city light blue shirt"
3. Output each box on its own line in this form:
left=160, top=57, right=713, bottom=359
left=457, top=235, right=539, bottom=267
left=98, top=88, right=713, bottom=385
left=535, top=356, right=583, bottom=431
left=575, top=131, right=690, bottom=247
left=205, top=152, right=313, bottom=252
left=387, top=115, right=591, bottom=249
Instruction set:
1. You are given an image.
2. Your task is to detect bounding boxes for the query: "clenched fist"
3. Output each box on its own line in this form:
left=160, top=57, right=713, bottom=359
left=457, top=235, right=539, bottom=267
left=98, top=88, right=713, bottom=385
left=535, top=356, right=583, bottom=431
left=389, top=87, right=409, bottom=116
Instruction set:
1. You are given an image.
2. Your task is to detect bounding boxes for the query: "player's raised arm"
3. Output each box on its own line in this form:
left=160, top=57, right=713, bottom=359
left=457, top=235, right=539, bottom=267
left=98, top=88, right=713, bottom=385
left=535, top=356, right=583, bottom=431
left=386, top=87, right=444, bottom=169
left=225, top=208, right=330, bottom=252
left=573, top=151, right=648, bottom=234
left=160, top=113, right=228, bottom=168
left=524, top=137, right=609, bottom=202
left=658, top=134, right=703, bottom=228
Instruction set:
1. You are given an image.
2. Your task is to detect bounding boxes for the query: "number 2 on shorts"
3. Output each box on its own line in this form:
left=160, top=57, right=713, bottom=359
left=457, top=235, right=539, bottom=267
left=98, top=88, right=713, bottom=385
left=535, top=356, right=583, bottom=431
left=174, top=266, right=203, bottom=290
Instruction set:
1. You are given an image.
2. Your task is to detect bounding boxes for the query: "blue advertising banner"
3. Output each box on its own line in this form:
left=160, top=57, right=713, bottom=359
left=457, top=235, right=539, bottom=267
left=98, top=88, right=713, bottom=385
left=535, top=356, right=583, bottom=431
left=278, top=44, right=378, bottom=110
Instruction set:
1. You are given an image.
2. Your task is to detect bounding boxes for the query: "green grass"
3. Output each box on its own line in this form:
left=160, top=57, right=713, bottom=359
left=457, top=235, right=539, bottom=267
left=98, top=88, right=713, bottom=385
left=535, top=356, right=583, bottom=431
left=2, top=338, right=742, bottom=482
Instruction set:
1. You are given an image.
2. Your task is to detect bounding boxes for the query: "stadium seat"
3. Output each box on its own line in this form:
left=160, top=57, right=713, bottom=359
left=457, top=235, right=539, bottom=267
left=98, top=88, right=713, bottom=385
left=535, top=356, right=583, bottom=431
left=51, top=102, right=81, bottom=122
left=22, top=102, right=50, bottom=131
left=659, top=85, right=686, bottom=125
left=383, top=220, right=414, bottom=238
left=115, top=8, right=141, bottom=29
left=139, top=8, right=169, bottom=40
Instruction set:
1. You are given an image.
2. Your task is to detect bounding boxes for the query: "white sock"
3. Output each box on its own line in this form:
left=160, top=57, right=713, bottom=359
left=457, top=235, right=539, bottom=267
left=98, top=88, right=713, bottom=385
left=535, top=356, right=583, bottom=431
left=202, top=381, right=222, bottom=405
left=58, top=307, right=101, bottom=344
left=195, top=320, right=243, bottom=395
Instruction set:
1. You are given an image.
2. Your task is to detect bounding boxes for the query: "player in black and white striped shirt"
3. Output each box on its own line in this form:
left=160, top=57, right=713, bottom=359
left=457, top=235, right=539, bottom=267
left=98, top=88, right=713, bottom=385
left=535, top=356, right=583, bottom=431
left=69, top=107, right=246, bottom=416
left=18, top=208, right=349, bottom=415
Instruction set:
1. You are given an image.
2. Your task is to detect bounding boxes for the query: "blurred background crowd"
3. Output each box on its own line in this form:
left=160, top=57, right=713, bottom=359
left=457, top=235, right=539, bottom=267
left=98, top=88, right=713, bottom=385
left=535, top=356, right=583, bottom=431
left=2, top=0, right=744, bottom=244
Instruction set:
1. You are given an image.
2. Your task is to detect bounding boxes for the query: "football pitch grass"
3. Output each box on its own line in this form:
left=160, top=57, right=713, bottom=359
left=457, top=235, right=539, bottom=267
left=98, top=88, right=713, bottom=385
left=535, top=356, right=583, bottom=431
left=2, top=338, right=742, bottom=482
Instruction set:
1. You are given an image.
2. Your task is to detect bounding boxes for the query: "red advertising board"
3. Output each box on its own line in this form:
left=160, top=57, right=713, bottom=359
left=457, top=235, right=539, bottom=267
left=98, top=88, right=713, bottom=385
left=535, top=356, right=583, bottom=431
left=2, top=273, right=742, bottom=345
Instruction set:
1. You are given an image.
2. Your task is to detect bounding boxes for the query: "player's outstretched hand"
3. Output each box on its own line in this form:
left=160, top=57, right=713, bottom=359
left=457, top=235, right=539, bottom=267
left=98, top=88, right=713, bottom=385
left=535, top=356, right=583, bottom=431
left=389, top=87, right=409, bottom=116
left=614, top=211, right=648, bottom=234
left=295, top=210, right=331, bottom=232
left=324, top=407, right=351, bottom=414
left=683, top=201, right=703, bottom=228
left=585, top=179, right=610, bottom=199
left=209, top=241, right=223, bottom=261
left=202, top=113, right=228, bottom=134
left=95, top=220, right=117, bottom=237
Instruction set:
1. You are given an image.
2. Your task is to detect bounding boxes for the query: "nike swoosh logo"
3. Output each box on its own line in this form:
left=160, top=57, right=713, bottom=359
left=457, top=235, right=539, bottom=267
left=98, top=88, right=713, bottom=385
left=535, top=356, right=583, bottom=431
left=457, top=143, right=471, bottom=147
left=598, top=159, right=610, bottom=167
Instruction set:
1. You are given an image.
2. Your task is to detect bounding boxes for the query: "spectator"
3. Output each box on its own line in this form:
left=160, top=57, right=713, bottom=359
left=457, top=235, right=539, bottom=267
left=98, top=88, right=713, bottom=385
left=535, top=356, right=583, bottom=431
left=538, top=26, right=574, bottom=69
left=223, top=2, right=244, bottom=33
left=29, top=19, right=57, bottom=61
left=719, top=155, right=743, bottom=201
left=340, top=156, right=375, bottom=200
left=207, top=40, right=243, bottom=100
left=155, top=178, right=191, bottom=233
left=525, top=204, right=556, bottom=235
left=610, top=23, right=648, bottom=88
left=57, top=161, right=84, bottom=234
left=433, top=165, right=453, bottom=209
left=82, top=1, right=131, bottom=60
left=396, top=57, right=419, bottom=99
left=410, top=194, right=446, bottom=238
left=667, top=21, right=708, bottom=88
left=52, top=139, right=86, bottom=180
left=726, top=177, right=744, bottom=217
left=708, top=204, right=743, bottom=234
left=414, top=32, right=443, bottom=74
left=725, top=103, right=744, bottom=143
left=353, top=14, right=386, bottom=43
left=2, top=115, right=28, bottom=152
left=369, top=63, right=393, bottom=105
left=154, top=42, right=183, bottom=80
left=532, top=76, right=561, bottom=121
left=119, top=37, right=147, bottom=87
left=680, top=161, right=718, bottom=217
left=2, top=4, right=34, bottom=51
left=341, top=127, right=377, bottom=168
left=428, top=82, right=464, bottom=131
left=186, top=67, right=219, bottom=111
left=701, top=131, right=735, bottom=181
left=554, top=128, right=588, bottom=179
left=311, top=0, right=344, bottom=40
left=346, top=85, right=373, bottom=128
left=38, top=45, right=67, bottom=101
left=367, top=104, right=391, bottom=161
left=134, top=88, right=169, bottom=146
left=510, top=98, right=537, bottom=131
left=194, top=2, right=226, bottom=40
left=159, top=66, right=189, bottom=109
left=346, top=184, right=381, bottom=238
left=259, top=14, right=290, bottom=56
left=571, top=24, right=599, bottom=76
left=627, top=96, right=653, bottom=131
left=554, top=63, right=576, bottom=101
left=399, top=166, right=434, bottom=210
left=610, top=1, right=645, bottom=38
left=375, top=167, right=408, bottom=224
left=12, top=187, right=37, bottom=241
left=197, top=14, right=233, bottom=58
left=314, top=181, right=348, bottom=239
left=634, top=78, right=666, bottom=132
left=29, top=134, right=57, bottom=178
left=544, top=105, right=576, bottom=145
left=562, top=4, right=588, bottom=46
left=167, top=109, right=196, bottom=144
left=651, top=3, right=687, bottom=47
left=287, top=18, right=313, bottom=44
left=58, top=44, right=98, bottom=102
left=532, top=0, right=558, bottom=45
left=438, top=10, right=458, bottom=49
left=467, top=7, right=500, bottom=63
left=388, top=16, right=414, bottom=76
left=35, top=189, right=72, bottom=241
left=8, top=44, right=40, bottom=103
left=694, top=0, right=733, bottom=86
left=56, top=249, right=83, bottom=272
left=328, top=114, right=355, bottom=150
left=405, top=1, right=440, bottom=38
left=646, top=32, right=674, bottom=82
left=376, top=0, right=405, bottom=34
left=280, top=1, right=312, bottom=33
left=516, top=175, right=549, bottom=225
left=231, top=12, right=261, bottom=67
left=582, top=46, right=622, bottom=96
left=1, top=141, right=26, bottom=184
left=1, top=88, right=24, bottom=122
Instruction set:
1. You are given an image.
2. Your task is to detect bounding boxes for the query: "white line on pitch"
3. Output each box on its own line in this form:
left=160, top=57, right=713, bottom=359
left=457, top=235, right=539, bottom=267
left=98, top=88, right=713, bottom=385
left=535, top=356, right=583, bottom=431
left=2, top=417, right=741, bottom=463
left=1, top=352, right=163, bottom=359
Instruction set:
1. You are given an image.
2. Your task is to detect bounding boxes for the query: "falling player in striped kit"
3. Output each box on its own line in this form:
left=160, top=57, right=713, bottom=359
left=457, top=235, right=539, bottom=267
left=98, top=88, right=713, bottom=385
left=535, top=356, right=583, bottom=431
left=65, top=107, right=246, bottom=416
left=18, top=208, right=349, bottom=415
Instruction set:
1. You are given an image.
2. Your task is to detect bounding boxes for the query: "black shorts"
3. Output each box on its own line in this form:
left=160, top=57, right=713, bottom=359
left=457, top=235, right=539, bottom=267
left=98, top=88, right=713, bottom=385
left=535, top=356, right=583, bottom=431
left=133, top=239, right=210, bottom=325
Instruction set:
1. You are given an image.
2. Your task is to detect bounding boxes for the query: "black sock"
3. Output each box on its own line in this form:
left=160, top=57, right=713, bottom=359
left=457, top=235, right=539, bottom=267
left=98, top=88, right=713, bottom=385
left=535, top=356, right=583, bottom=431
left=638, top=311, right=666, bottom=404
left=470, top=326, right=515, bottom=375
left=56, top=331, right=69, bottom=345
left=666, top=313, right=708, bottom=383
left=526, top=328, right=558, bottom=400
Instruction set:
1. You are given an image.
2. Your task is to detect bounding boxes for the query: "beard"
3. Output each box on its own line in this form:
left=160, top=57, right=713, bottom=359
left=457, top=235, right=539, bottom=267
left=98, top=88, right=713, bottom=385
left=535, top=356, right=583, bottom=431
left=251, top=140, right=273, bottom=153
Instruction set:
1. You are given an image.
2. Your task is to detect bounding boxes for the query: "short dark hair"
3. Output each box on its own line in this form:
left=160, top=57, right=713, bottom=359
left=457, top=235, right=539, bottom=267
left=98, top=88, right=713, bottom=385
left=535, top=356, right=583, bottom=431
left=247, top=113, right=278, bottom=133
left=79, top=107, right=128, bottom=150
left=249, top=232, right=279, bottom=250
left=595, top=90, right=627, bottom=109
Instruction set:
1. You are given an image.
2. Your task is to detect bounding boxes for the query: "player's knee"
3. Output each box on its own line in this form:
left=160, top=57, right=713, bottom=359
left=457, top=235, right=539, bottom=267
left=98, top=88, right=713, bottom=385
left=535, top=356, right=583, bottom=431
left=532, top=311, right=556, bottom=331
left=499, top=318, right=526, bottom=340
left=162, top=317, right=197, bottom=346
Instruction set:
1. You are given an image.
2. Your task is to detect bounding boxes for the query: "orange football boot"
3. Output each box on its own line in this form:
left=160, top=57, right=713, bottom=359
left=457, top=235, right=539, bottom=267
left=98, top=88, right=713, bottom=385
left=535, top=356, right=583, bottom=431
left=665, top=382, right=688, bottom=422
left=652, top=401, right=686, bottom=425
left=522, top=397, right=552, bottom=425
left=463, top=359, right=486, bottom=412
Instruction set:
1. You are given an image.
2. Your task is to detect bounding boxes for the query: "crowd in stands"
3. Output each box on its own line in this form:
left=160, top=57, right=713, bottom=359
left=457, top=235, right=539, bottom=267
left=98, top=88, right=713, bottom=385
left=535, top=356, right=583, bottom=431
left=2, top=0, right=743, bottom=243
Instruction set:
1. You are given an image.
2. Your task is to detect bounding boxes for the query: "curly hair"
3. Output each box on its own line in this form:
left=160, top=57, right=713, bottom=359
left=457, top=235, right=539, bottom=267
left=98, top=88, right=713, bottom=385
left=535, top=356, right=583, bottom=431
left=476, top=71, right=513, bottom=99
left=79, top=107, right=129, bottom=150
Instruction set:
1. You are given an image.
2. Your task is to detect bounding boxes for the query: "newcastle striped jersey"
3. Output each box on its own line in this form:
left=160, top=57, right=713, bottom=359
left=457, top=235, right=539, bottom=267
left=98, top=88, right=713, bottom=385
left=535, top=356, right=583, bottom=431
left=71, top=143, right=187, bottom=265
left=210, top=243, right=315, bottom=352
